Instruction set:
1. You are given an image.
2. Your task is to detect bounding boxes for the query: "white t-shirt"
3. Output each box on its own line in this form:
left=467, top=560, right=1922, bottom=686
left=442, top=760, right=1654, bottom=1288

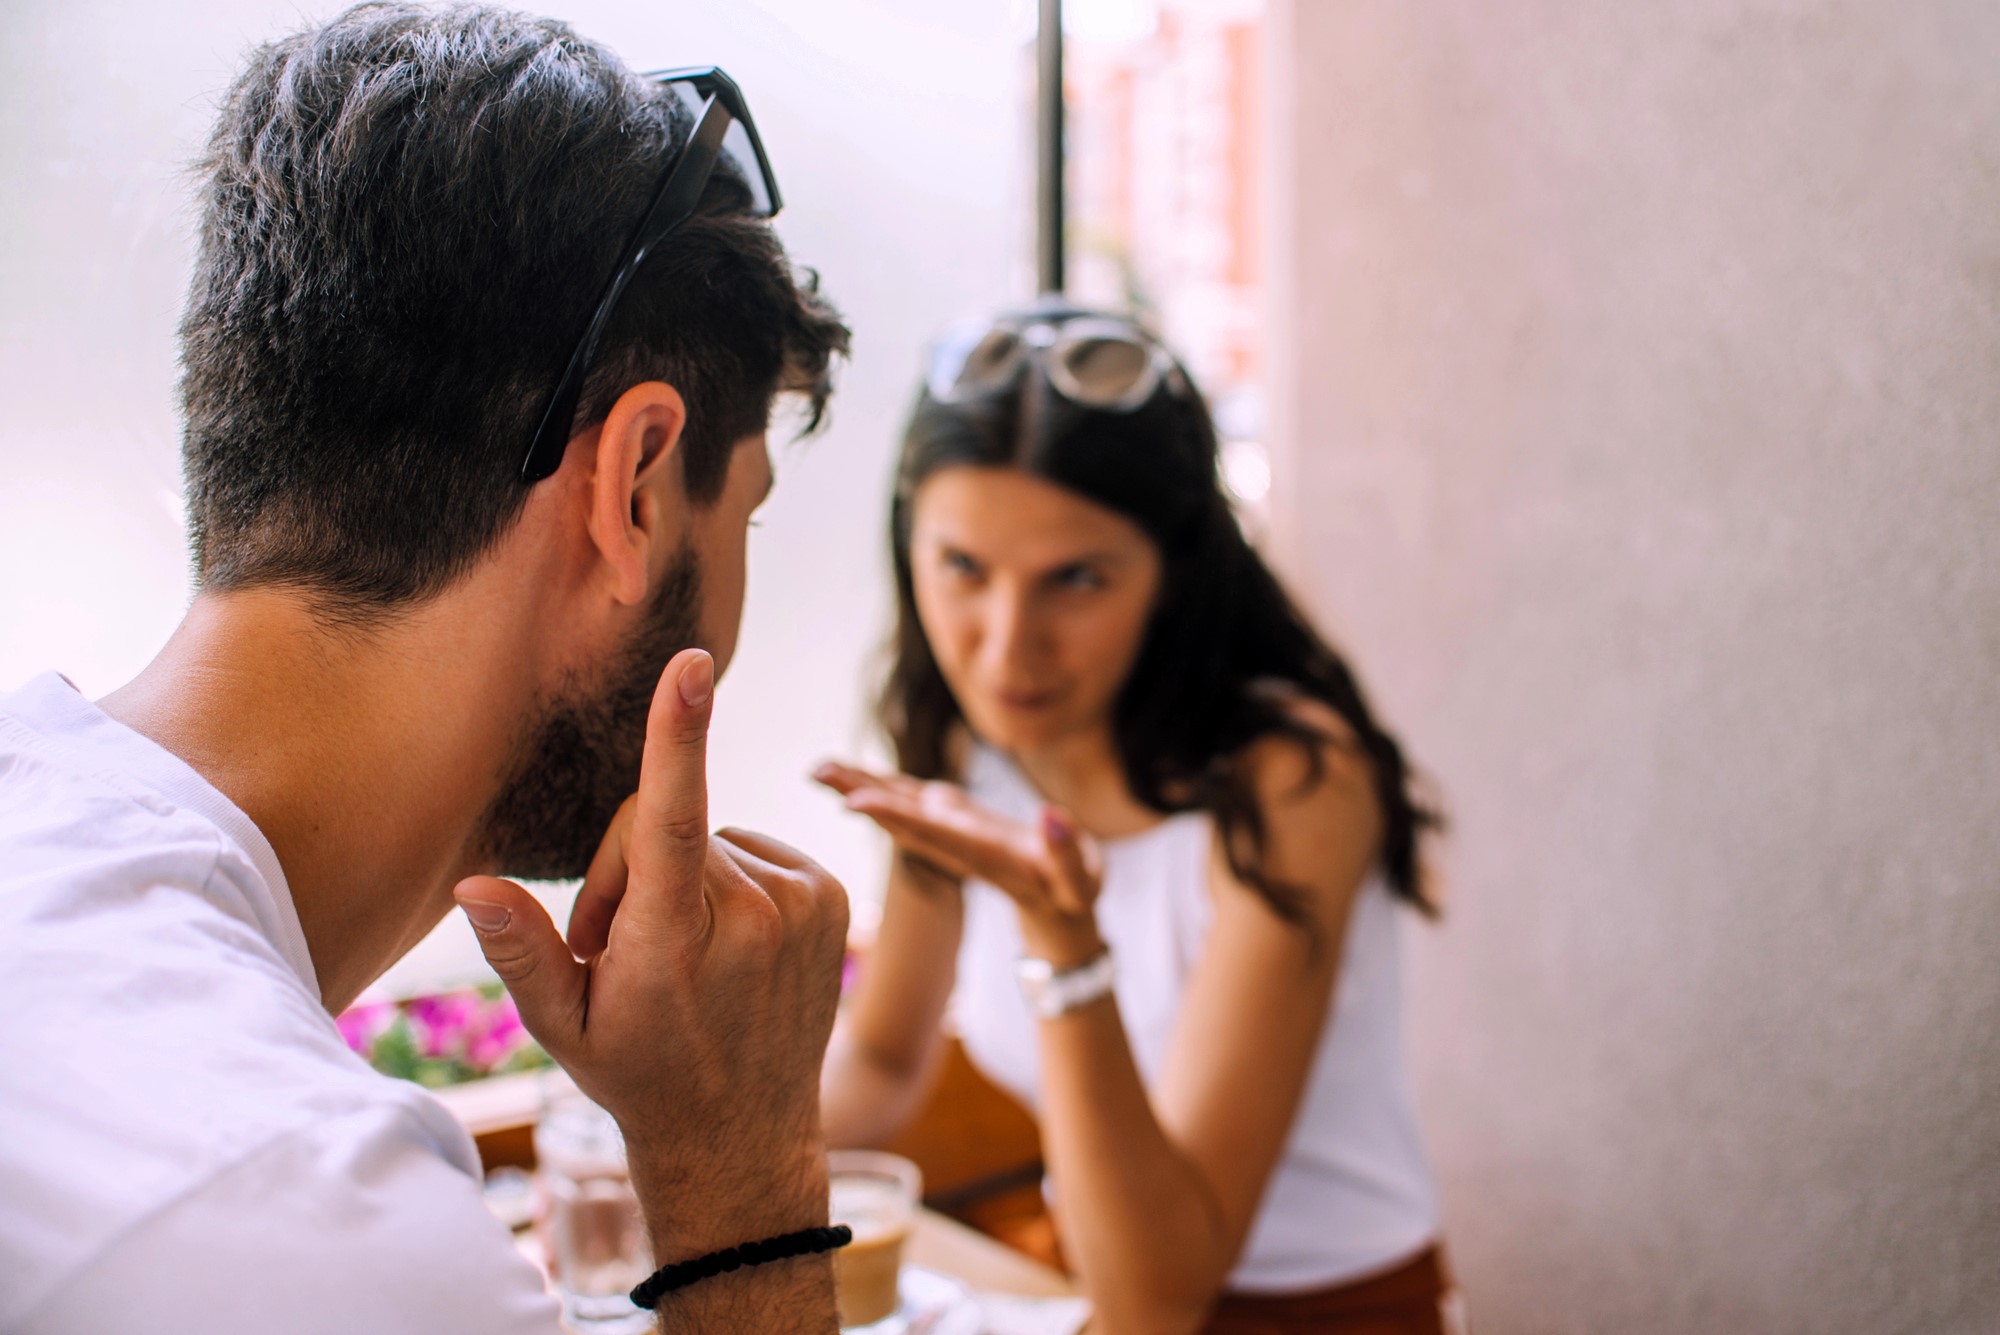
left=951, top=745, right=1440, bottom=1293
left=0, top=673, right=562, bottom=1334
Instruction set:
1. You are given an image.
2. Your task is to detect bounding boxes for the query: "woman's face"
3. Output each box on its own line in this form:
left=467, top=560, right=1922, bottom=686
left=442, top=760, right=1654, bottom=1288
left=908, top=465, right=1163, bottom=756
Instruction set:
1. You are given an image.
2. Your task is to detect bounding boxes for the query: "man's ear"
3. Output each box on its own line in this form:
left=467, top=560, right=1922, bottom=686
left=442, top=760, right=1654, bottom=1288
left=586, top=380, right=687, bottom=607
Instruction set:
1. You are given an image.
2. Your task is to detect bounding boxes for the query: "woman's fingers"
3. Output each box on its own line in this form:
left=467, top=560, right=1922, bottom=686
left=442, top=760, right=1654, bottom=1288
left=1040, top=806, right=1103, bottom=915
left=810, top=760, right=870, bottom=798
left=827, top=768, right=1080, bottom=914
left=845, top=796, right=992, bottom=874
left=846, top=803, right=978, bottom=882
left=811, top=760, right=923, bottom=801
left=851, top=793, right=1046, bottom=903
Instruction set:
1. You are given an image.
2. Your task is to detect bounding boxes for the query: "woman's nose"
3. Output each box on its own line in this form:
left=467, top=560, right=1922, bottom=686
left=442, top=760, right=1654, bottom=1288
left=978, top=587, right=1047, bottom=676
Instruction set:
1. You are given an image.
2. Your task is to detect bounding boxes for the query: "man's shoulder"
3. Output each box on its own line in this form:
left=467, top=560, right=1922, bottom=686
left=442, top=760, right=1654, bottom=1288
left=0, top=744, right=339, bottom=1137
left=0, top=694, right=261, bottom=960
left=0, top=755, right=500, bottom=1328
left=0, top=927, right=511, bottom=1328
left=9, top=1100, right=560, bottom=1334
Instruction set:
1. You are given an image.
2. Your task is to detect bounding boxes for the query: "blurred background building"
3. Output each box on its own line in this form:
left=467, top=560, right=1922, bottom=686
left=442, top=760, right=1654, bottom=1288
left=1057, top=0, right=1272, bottom=520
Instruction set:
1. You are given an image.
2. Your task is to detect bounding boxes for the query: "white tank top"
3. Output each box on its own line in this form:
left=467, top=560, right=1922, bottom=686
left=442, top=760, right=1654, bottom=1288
left=950, top=745, right=1440, bottom=1293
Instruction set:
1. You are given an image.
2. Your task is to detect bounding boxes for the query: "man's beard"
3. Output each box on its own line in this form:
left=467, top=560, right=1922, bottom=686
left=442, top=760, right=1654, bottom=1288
left=478, top=541, right=703, bottom=881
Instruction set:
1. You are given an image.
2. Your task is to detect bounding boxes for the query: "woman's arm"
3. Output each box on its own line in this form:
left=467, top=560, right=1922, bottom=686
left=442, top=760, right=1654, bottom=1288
left=1021, top=727, right=1382, bottom=1334
left=817, top=728, right=1381, bottom=1331
left=819, top=846, right=966, bottom=1149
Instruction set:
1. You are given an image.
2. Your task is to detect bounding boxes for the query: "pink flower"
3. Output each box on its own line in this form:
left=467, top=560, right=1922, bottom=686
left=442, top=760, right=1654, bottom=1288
left=408, top=992, right=482, bottom=1059
left=464, top=996, right=528, bottom=1071
left=335, top=1001, right=395, bottom=1055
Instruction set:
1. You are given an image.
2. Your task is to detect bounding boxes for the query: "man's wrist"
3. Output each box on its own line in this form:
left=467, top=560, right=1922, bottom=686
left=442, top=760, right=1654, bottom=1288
left=628, top=1137, right=840, bottom=1334
left=628, top=1133, right=829, bottom=1265
left=649, top=1250, right=839, bottom=1335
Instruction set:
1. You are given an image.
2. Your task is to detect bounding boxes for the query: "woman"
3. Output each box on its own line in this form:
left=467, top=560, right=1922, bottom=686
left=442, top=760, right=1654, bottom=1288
left=817, top=301, right=1459, bottom=1335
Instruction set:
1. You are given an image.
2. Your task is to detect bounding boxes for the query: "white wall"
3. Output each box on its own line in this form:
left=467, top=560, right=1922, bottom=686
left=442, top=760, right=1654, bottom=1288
left=0, top=0, right=1023, bottom=993
left=1267, top=3, right=2000, bottom=1332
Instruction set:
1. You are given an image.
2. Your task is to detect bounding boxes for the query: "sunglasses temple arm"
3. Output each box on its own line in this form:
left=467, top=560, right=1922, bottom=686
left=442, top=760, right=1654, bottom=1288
left=518, top=99, right=732, bottom=482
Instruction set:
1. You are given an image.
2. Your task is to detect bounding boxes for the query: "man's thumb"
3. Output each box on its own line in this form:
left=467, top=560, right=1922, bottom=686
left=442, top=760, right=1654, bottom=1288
left=454, top=876, right=587, bottom=1061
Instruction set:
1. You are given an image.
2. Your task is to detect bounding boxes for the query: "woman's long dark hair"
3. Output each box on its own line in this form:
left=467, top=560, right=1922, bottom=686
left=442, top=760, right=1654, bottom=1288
left=880, top=306, right=1442, bottom=923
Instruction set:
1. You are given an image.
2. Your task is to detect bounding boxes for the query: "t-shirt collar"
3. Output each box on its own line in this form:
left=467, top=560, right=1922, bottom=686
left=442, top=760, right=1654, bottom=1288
left=2, top=671, right=320, bottom=998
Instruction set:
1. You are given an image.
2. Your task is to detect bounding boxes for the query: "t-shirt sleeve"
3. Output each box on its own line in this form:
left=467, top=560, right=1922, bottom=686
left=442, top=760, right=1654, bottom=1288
left=17, top=1105, right=565, bottom=1335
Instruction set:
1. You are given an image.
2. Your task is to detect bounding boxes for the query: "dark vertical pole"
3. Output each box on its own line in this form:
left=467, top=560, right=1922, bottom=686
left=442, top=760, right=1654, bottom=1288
left=1037, top=0, right=1065, bottom=294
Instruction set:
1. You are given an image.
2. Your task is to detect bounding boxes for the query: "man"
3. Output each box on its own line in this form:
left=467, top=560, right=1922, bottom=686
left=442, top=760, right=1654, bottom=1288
left=0, top=5, right=855, bottom=1332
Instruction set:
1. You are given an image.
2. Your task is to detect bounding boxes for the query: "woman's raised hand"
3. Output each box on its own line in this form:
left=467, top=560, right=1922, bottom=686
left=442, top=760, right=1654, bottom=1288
left=813, top=760, right=1104, bottom=923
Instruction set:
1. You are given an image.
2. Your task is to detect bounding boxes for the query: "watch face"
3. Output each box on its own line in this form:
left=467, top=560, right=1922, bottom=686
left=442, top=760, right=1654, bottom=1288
left=1015, top=949, right=1115, bottom=1019
left=1015, top=957, right=1057, bottom=985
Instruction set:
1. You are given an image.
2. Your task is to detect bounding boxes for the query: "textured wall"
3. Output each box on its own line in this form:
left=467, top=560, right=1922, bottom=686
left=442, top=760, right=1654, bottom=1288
left=1265, top=4, right=2000, bottom=1332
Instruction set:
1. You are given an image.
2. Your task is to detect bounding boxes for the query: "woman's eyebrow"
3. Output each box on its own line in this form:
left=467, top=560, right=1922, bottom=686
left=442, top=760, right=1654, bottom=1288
left=1040, top=548, right=1127, bottom=571
left=914, top=531, right=1129, bottom=569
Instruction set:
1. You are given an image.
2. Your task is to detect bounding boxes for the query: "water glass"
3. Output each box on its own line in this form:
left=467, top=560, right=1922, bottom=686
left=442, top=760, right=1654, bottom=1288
left=534, top=1093, right=653, bottom=1333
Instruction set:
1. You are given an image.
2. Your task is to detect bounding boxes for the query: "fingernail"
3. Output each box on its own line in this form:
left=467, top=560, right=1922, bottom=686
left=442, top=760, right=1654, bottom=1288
left=678, top=651, right=714, bottom=707
left=1042, top=808, right=1073, bottom=844
left=459, top=900, right=511, bottom=934
left=811, top=762, right=838, bottom=783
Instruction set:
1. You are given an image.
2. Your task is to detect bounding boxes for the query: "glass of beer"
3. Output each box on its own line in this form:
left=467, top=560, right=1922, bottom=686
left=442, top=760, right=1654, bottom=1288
left=828, top=1150, right=923, bottom=1331
left=534, top=1093, right=654, bottom=1333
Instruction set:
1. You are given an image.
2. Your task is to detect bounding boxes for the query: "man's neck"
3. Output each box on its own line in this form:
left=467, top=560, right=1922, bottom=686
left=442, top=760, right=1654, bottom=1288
left=100, top=587, right=540, bottom=1013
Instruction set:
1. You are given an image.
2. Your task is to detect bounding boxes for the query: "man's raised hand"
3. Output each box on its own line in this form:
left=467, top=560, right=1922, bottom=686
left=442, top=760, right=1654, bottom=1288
left=456, top=648, right=851, bottom=1271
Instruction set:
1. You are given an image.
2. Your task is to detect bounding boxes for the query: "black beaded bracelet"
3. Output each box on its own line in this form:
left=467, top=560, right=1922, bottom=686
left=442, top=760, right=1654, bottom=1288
left=629, top=1224, right=853, bottom=1309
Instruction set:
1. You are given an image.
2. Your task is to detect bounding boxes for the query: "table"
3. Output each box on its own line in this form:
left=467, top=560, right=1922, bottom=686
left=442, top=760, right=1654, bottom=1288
left=513, top=1208, right=1085, bottom=1334
left=514, top=1208, right=1073, bottom=1293
left=442, top=1073, right=1082, bottom=1320
left=908, top=1209, right=1077, bottom=1299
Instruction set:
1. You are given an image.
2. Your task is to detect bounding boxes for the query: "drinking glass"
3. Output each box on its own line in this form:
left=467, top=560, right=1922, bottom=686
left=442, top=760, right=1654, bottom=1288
left=534, top=1093, right=653, bottom=1334
left=828, top=1150, right=924, bottom=1333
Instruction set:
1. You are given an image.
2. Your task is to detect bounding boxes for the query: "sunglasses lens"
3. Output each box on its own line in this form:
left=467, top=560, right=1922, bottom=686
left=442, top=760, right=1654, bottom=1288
left=720, top=118, right=774, bottom=216
left=962, top=329, right=1025, bottom=384
left=929, top=326, right=1025, bottom=401
left=663, top=80, right=774, bottom=218
left=1055, top=334, right=1153, bottom=406
left=663, top=77, right=705, bottom=127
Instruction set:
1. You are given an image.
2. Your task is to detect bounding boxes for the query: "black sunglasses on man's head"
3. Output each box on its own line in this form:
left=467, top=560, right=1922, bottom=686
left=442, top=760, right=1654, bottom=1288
left=518, top=66, right=782, bottom=484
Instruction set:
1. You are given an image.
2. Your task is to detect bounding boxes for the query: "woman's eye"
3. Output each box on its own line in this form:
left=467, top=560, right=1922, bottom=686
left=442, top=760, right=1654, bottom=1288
left=941, top=550, right=982, bottom=577
left=1052, top=565, right=1106, bottom=591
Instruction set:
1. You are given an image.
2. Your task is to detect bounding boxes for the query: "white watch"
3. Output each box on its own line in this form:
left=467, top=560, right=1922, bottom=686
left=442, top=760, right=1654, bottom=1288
left=1015, top=948, right=1117, bottom=1020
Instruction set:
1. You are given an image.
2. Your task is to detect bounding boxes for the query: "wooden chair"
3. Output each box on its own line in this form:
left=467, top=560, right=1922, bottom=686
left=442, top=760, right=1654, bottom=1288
left=881, top=1035, right=1064, bottom=1273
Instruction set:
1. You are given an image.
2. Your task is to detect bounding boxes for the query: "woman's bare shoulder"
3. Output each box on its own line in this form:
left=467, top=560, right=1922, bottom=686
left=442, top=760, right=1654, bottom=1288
left=1219, top=681, right=1382, bottom=912
left=1236, top=680, right=1373, bottom=809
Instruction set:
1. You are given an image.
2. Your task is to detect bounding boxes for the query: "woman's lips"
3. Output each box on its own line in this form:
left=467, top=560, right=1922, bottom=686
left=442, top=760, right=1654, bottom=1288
left=992, top=687, right=1062, bottom=711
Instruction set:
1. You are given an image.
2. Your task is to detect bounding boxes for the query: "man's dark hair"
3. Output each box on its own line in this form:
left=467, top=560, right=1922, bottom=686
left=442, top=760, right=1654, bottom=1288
left=179, top=2, right=849, bottom=614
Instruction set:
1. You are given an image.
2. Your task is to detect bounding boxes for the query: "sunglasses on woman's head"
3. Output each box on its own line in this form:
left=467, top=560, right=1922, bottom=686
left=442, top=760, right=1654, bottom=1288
left=924, top=314, right=1190, bottom=414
